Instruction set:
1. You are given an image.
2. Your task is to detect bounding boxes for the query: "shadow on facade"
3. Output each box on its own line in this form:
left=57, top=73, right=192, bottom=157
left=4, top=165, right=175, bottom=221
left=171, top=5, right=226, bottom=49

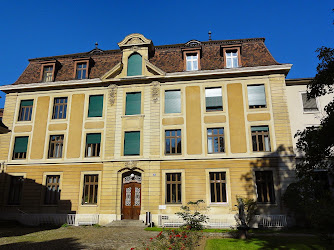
left=0, top=172, right=75, bottom=236
left=240, top=145, right=295, bottom=213
left=0, top=238, right=84, bottom=250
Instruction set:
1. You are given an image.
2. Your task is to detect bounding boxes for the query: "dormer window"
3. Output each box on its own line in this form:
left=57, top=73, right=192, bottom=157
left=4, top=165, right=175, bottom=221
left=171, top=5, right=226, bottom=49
left=222, top=45, right=241, bottom=69
left=40, top=62, right=56, bottom=82
left=74, top=59, right=89, bottom=79
left=186, top=53, right=198, bottom=71
left=127, top=53, right=142, bottom=76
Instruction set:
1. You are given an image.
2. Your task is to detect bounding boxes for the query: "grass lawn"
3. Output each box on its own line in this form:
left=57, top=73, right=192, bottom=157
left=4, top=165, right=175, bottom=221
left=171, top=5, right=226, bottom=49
left=145, top=227, right=233, bottom=233
left=205, top=236, right=331, bottom=250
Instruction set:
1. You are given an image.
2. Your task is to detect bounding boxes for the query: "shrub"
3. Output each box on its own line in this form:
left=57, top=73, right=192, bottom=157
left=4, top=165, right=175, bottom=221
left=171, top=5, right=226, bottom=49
left=234, top=197, right=257, bottom=228
left=175, top=200, right=209, bottom=230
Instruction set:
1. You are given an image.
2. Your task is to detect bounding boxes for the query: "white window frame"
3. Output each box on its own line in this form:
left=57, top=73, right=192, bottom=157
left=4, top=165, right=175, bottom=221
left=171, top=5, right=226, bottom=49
left=186, top=53, right=198, bottom=71
left=225, top=50, right=238, bottom=68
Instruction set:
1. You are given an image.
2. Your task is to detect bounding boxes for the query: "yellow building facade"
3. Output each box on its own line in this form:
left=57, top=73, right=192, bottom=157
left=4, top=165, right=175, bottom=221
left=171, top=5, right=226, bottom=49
left=0, top=34, right=295, bottom=226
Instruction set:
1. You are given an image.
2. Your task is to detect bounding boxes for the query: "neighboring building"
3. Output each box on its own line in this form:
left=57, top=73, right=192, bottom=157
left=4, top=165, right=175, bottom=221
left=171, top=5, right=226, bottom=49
left=286, top=78, right=334, bottom=154
left=0, top=108, right=10, bottom=134
left=0, top=34, right=295, bottom=226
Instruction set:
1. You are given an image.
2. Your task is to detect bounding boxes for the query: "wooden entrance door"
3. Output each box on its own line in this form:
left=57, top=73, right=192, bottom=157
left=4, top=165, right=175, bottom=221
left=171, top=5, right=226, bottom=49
left=122, top=182, right=141, bottom=220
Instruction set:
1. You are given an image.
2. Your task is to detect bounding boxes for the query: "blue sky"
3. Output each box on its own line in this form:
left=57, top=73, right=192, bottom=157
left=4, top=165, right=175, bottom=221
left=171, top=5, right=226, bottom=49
left=0, top=0, right=333, bottom=108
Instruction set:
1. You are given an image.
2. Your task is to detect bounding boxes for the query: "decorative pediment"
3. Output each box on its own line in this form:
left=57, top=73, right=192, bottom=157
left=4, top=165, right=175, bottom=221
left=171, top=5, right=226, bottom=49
left=118, top=33, right=153, bottom=49
left=184, top=40, right=201, bottom=47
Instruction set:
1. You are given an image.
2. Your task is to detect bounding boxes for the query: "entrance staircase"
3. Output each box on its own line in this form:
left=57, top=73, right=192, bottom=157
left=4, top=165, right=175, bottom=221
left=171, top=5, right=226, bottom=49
left=107, top=219, right=146, bottom=228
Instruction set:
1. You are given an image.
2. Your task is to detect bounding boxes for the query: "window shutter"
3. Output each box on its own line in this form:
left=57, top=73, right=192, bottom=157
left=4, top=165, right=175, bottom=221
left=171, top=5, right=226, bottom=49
left=127, top=53, right=142, bottom=76
left=165, top=90, right=181, bottom=113
left=247, top=85, right=266, bottom=107
left=301, top=93, right=318, bottom=111
left=205, top=88, right=222, bottom=110
left=14, top=137, right=28, bottom=153
left=86, top=133, right=101, bottom=144
left=251, top=126, right=269, bottom=132
left=88, top=95, right=103, bottom=117
left=21, top=100, right=33, bottom=107
left=124, top=132, right=140, bottom=155
left=125, top=92, right=141, bottom=115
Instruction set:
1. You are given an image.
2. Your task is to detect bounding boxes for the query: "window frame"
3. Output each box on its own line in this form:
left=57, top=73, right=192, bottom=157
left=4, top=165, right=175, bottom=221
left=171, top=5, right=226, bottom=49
left=254, top=170, right=276, bottom=204
left=81, top=174, right=99, bottom=205
left=52, top=97, right=68, bottom=119
left=73, top=59, right=90, bottom=80
left=48, top=134, right=64, bottom=159
left=222, top=45, right=241, bottom=69
left=209, top=172, right=227, bottom=204
left=87, top=94, right=104, bottom=118
left=182, top=49, right=201, bottom=71
left=125, top=92, right=142, bottom=116
left=247, top=84, right=267, bottom=109
left=12, top=136, right=29, bottom=160
left=207, top=128, right=225, bottom=154
left=165, top=129, right=182, bottom=155
left=301, top=92, right=319, bottom=113
left=127, top=53, right=143, bottom=76
left=44, top=175, right=61, bottom=205
left=7, top=175, right=25, bottom=205
left=164, top=89, right=182, bottom=114
left=85, top=133, right=101, bottom=158
left=39, top=62, right=56, bottom=82
left=205, top=87, right=223, bottom=112
left=123, top=131, right=141, bottom=156
left=205, top=169, right=230, bottom=206
left=251, top=126, right=271, bottom=152
left=18, top=100, right=34, bottom=122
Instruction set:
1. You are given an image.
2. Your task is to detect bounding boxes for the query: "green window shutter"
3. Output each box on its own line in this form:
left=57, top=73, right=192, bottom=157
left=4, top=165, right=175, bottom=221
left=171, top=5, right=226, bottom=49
left=88, top=95, right=103, bottom=117
left=251, top=126, right=269, bottom=132
left=124, top=131, right=140, bottom=155
left=165, top=90, right=181, bottom=113
left=86, top=133, right=101, bottom=144
left=21, top=100, right=33, bottom=107
left=125, top=92, right=141, bottom=115
left=127, top=53, right=142, bottom=76
left=14, top=137, right=28, bottom=153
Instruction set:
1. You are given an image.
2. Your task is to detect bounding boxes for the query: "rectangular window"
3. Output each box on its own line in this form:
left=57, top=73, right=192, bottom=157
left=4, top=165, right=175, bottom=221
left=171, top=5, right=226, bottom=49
left=76, top=62, right=87, bottom=80
left=210, top=172, right=227, bottom=203
left=124, top=131, right=140, bottom=156
left=48, top=135, right=64, bottom=158
left=165, top=90, right=181, bottom=114
left=85, top=133, right=101, bottom=157
left=165, top=129, right=181, bottom=155
left=82, top=174, right=99, bottom=204
left=52, top=97, right=68, bottom=119
left=251, top=126, right=271, bottom=152
left=301, top=93, right=318, bottom=112
left=247, top=85, right=267, bottom=108
left=255, top=171, right=275, bottom=203
left=45, top=175, right=60, bottom=205
left=88, top=95, right=103, bottom=117
left=205, top=88, right=223, bottom=111
left=207, top=128, right=225, bottom=153
left=12, top=136, right=28, bottom=160
left=125, top=92, right=141, bottom=115
left=186, top=53, right=198, bottom=71
left=42, top=65, right=54, bottom=82
left=225, top=50, right=238, bottom=68
left=166, top=173, right=181, bottom=204
left=18, top=100, right=33, bottom=121
left=8, top=176, right=24, bottom=205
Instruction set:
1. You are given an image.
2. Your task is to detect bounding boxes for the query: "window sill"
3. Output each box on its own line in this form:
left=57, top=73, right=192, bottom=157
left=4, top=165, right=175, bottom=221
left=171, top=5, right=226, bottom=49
left=303, top=110, right=320, bottom=114
left=16, top=120, right=33, bottom=124
left=209, top=203, right=229, bottom=206
left=121, top=114, right=145, bottom=118
left=81, top=204, right=98, bottom=207
left=165, top=204, right=183, bottom=206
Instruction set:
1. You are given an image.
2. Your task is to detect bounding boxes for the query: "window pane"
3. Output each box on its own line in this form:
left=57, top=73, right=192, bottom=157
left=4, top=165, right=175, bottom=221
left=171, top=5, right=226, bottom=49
left=165, top=90, right=181, bottom=113
left=88, top=95, right=103, bottom=117
left=301, top=93, right=318, bottom=111
left=127, top=53, right=142, bottom=76
left=125, top=92, right=141, bottom=115
left=124, top=131, right=140, bottom=155
left=248, top=85, right=266, bottom=108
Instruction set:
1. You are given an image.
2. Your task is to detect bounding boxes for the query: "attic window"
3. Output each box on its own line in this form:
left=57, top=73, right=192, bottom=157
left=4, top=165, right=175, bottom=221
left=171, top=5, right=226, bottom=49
left=221, top=45, right=241, bottom=69
left=182, top=49, right=201, bottom=71
left=74, top=59, right=90, bottom=79
left=40, top=62, right=56, bottom=82
left=127, top=53, right=142, bottom=76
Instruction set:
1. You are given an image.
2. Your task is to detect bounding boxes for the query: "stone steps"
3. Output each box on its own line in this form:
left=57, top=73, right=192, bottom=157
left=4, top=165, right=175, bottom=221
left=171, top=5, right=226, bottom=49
left=106, top=219, right=146, bottom=228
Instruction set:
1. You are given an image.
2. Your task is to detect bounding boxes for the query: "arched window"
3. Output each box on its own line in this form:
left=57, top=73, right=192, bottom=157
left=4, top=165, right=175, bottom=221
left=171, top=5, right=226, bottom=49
left=127, top=53, right=142, bottom=76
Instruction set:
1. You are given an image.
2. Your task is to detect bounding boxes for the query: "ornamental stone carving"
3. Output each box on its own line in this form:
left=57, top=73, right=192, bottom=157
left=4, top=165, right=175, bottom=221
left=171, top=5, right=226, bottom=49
left=151, top=81, right=160, bottom=103
left=108, top=84, right=117, bottom=106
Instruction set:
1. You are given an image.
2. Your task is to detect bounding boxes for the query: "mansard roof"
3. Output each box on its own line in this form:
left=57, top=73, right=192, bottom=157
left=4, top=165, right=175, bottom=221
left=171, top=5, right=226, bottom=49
left=14, top=37, right=280, bottom=85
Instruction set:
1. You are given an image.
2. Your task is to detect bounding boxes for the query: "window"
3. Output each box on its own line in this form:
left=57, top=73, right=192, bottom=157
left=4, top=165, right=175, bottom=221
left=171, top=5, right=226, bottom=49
left=8, top=176, right=24, bottom=205
left=301, top=93, right=318, bottom=112
left=85, top=133, right=101, bottom=157
left=165, top=90, right=181, bottom=113
left=12, top=136, right=28, bottom=160
left=207, top=128, right=225, bottom=153
left=127, top=53, right=142, bottom=76
left=165, top=129, right=181, bottom=155
left=166, top=173, right=181, bottom=204
left=247, top=85, right=266, bottom=108
left=251, top=126, right=271, bottom=152
left=124, top=131, right=140, bottom=156
left=210, top=172, right=227, bottom=203
left=76, top=62, right=87, bottom=79
left=186, top=53, right=198, bottom=71
left=205, top=88, right=223, bottom=111
left=18, top=100, right=33, bottom=121
left=255, top=171, right=275, bottom=204
left=125, top=92, right=141, bottom=115
left=52, top=97, right=68, bottom=119
left=88, top=95, right=103, bottom=117
left=82, top=174, right=99, bottom=204
left=45, top=175, right=60, bottom=205
left=225, top=50, right=238, bottom=68
left=42, top=65, right=54, bottom=82
left=48, top=135, right=64, bottom=158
